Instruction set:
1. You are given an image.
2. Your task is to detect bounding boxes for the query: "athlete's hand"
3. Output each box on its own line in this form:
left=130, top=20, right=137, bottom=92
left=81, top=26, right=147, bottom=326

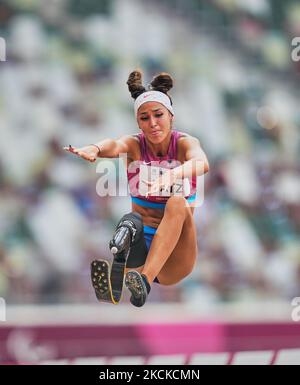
left=63, top=144, right=99, bottom=163
left=143, top=169, right=177, bottom=197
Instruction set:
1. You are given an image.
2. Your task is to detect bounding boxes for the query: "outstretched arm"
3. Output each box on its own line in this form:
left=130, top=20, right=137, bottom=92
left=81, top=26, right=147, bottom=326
left=145, top=136, right=209, bottom=196
left=172, top=136, right=209, bottom=179
left=144, top=136, right=209, bottom=195
left=63, top=135, right=135, bottom=162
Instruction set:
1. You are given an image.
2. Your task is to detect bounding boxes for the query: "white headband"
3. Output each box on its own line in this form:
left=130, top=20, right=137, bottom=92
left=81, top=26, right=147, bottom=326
left=134, top=90, right=174, bottom=117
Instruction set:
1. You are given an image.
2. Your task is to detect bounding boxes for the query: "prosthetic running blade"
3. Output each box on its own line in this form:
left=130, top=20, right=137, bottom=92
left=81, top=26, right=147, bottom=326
left=91, top=258, right=125, bottom=304
left=91, top=223, right=134, bottom=304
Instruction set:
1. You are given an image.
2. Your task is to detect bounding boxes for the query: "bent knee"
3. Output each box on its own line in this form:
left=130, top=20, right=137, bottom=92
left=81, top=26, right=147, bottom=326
left=157, top=265, right=194, bottom=286
left=166, top=196, right=187, bottom=207
left=165, top=196, right=188, bottom=216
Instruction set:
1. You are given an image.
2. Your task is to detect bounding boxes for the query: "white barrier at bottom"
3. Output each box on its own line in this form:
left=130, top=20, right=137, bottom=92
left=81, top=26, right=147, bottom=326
left=231, top=351, right=274, bottom=365
left=36, top=349, right=300, bottom=365
left=274, top=349, right=300, bottom=365
left=0, top=298, right=6, bottom=322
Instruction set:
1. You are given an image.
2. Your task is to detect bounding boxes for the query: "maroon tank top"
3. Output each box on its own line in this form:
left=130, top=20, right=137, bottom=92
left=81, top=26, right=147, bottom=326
left=127, top=130, right=197, bottom=203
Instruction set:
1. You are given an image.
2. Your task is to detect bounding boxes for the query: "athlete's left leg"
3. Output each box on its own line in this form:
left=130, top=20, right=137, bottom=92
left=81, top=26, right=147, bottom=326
left=125, top=196, right=198, bottom=307
left=142, top=196, right=197, bottom=285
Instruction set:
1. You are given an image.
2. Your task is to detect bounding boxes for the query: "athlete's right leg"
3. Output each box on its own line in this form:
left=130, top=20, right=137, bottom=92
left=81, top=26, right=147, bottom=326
left=111, top=212, right=151, bottom=307
left=91, top=211, right=147, bottom=305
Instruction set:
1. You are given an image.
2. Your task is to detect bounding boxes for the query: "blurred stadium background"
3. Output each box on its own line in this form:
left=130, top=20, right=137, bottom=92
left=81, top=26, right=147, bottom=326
left=0, top=0, right=300, bottom=364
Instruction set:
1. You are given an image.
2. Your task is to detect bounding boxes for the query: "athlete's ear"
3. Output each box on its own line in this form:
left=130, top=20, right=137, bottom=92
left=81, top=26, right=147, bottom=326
left=169, top=113, right=174, bottom=126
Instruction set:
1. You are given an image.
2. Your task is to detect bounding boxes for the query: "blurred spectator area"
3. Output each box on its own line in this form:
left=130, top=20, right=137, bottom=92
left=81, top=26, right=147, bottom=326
left=0, top=0, right=299, bottom=304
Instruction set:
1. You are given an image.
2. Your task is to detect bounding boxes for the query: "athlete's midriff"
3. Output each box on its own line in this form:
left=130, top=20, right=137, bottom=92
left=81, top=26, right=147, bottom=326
left=131, top=203, right=164, bottom=228
left=127, top=130, right=196, bottom=227
left=132, top=202, right=195, bottom=228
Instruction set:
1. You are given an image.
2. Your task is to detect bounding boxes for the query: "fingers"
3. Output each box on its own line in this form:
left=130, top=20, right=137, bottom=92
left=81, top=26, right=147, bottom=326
left=142, top=179, right=154, bottom=197
left=142, top=179, right=162, bottom=196
left=146, top=180, right=172, bottom=196
left=146, top=184, right=160, bottom=196
left=63, top=145, right=96, bottom=162
left=142, top=179, right=153, bottom=186
left=79, top=152, right=95, bottom=162
left=79, top=153, right=97, bottom=162
left=63, top=145, right=78, bottom=154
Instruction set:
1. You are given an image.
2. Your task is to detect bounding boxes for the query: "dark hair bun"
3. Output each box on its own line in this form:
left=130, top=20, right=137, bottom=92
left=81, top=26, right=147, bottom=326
left=150, top=72, right=173, bottom=95
left=126, top=69, right=146, bottom=99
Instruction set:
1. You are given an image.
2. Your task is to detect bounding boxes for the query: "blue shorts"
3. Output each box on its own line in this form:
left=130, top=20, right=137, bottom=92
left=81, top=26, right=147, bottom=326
left=143, top=225, right=160, bottom=284
left=143, top=225, right=157, bottom=251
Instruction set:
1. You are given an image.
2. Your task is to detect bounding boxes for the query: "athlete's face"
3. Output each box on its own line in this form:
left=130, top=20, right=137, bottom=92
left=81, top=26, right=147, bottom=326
left=137, top=102, right=173, bottom=143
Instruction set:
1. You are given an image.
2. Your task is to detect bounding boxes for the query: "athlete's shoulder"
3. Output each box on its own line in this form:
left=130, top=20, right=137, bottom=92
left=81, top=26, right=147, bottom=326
left=118, top=134, right=141, bottom=159
left=118, top=134, right=140, bottom=147
left=176, top=131, right=201, bottom=146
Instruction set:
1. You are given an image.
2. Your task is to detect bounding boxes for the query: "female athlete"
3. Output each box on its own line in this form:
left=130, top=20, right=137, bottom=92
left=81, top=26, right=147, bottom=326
left=64, top=70, right=209, bottom=307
